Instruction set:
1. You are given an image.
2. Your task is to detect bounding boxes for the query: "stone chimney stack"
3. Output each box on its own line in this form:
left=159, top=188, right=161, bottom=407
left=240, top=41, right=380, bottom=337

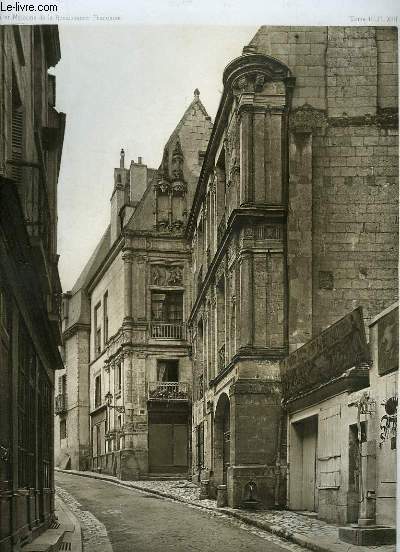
left=129, top=156, right=148, bottom=204
left=111, top=148, right=129, bottom=244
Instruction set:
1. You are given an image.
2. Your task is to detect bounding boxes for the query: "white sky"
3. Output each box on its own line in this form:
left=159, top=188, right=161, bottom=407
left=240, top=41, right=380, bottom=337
left=51, top=0, right=399, bottom=291
left=55, top=25, right=256, bottom=290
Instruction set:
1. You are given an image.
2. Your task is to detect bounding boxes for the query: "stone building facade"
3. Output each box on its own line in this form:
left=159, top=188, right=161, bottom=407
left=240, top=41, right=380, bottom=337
left=189, top=26, right=398, bottom=509
left=55, top=91, right=212, bottom=479
left=0, top=26, right=65, bottom=550
left=55, top=25, right=398, bottom=518
left=282, top=303, right=397, bottom=534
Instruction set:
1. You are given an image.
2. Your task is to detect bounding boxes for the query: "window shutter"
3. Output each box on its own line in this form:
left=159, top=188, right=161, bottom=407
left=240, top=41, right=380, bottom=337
left=11, top=109, right=23, bottom=183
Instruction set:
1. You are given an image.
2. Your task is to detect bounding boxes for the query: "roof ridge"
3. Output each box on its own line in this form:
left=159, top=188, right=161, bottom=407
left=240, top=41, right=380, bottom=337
left=164, top=91, right=211, bottom=149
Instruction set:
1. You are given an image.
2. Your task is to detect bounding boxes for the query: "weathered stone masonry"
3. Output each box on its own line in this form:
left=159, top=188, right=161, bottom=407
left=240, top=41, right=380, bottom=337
left=190, top=26, right=398, bottom=510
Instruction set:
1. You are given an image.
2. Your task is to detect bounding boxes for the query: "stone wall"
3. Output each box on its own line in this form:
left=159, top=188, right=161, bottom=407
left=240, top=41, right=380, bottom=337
left=249, top=26, right=399, bottom=338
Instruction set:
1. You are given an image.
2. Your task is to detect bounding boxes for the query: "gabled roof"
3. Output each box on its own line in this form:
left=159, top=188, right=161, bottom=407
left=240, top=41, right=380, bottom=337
left=163, top=90, right=211, bottom=155
left=70, top=225, right=111, bottom=294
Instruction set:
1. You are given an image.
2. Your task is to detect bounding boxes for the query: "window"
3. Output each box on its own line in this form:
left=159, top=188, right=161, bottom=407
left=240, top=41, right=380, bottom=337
left=151, top=291, right=183, bottom=323
left=58, top=373, right=67, bottom=396
left=103, top=292, right=109, bottom=345
left=95, top=375, right=102, bottom=408
left=17, top=321, right=36, bottom=488
left=198, top=151, right=206, bottom=166
left=198, top=374, right=204, bottom=400
left=197, top=423, right=204, bottom=470
left=11, top=69, right=24, bottom=185
left=116, top=363, right=122, bottom=396
left=157, top=359, right=179, bottom=382
left=94, top=302, right=101, bottom=356
left=60, top=419, right=67, bottom=440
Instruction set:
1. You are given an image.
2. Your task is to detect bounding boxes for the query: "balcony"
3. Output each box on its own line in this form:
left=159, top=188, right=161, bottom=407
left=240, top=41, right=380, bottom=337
left=150, top=322, right=185, bottom=340
left=148, top=382, right=190, bottom=401
left=218, top=344, right=226, bottom=372
left=55, top=394, right=67, bottom=415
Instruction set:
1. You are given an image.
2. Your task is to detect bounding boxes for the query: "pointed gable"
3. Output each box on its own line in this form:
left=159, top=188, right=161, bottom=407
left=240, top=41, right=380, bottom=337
left=127, top=90, right=213, bottom=233
left=161, top=88, right=213, bottom=202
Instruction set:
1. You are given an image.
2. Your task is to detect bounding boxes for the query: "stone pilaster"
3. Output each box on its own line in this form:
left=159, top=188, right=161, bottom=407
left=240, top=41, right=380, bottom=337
left=288, top=105, right=327, bottom=351
left=122, top=252, right=133, bottom=323
left=238, top=251, right=253, bottom=348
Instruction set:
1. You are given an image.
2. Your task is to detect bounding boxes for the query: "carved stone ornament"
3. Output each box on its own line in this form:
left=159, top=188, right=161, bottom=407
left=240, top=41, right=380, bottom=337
left=172, top=181, right=187, bottom=194
left=289, top=103, right=327, bottom=133
left=171, top=139, right=184, bottom=181
left=154, top=179, right=171, bottom=194
left=151, top=264, right=183, bottom=286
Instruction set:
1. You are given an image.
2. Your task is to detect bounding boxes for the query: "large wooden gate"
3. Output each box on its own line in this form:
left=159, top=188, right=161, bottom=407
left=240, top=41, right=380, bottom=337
left=148, top=410, right=189, bottom=474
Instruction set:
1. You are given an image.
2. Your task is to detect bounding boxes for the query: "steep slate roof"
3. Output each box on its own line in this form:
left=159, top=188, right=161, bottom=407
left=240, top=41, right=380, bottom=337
left=126, top=91, right=213, bottom=233
left=68, top=91, right=212, bottom=293
left=70, top=225, right=111, bottom=294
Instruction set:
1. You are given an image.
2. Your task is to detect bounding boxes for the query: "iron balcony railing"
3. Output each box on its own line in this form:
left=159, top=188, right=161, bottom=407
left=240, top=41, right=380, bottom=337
left=55, top=393, right=67, bottom=414
left=148, top=381, right=190, bottom=401
left=150, top=322, right=185, bottom=340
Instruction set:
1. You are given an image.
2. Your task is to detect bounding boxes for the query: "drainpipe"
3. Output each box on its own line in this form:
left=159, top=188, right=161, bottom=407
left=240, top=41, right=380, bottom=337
left=274, top=411, right=285, bottom=507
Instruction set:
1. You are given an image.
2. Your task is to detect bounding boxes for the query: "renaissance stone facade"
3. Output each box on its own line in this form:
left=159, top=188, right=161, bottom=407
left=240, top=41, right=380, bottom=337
left=55, top=91, right=212, bottom=479
left=55, top=26, right=398, bottom=520
left=189, top=26, right=398, bottom=510
left=0, top=25, right=65, bottom=550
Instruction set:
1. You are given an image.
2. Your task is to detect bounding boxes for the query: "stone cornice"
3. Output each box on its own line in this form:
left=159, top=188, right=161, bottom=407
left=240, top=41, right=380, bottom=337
left=210, top=346, right=287, bottom=388
left=283, top=367, right=370, bottom=413
left=62, top=322, right=90, bottom=342
left=187, top=205, right=286, bottom=325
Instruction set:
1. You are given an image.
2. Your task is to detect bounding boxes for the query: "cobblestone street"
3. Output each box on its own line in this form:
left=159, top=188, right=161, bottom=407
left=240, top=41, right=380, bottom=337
left=55, top=471, right=308, bottom=552
left=56, top=470, right=397, bottom=552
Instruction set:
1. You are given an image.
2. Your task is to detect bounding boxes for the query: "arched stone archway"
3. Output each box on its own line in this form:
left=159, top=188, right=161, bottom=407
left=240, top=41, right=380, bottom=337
left=214, top=393, right=230, bottom=485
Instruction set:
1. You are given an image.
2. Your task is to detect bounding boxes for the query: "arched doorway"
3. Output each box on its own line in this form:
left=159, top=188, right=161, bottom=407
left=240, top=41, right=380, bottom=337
left=214, top=393, right=230, bottom=485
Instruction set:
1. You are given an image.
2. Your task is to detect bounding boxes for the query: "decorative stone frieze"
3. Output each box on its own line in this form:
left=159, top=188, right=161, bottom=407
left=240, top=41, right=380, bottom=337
left=289, top=103, right=327, bottom=133
left=150, top=264, right=183, bottom=286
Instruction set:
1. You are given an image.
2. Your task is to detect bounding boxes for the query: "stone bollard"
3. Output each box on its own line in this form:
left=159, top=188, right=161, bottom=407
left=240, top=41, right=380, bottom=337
left=199, top=479, right=210, bottom=500
left=216, top=484, right=227, bottom=508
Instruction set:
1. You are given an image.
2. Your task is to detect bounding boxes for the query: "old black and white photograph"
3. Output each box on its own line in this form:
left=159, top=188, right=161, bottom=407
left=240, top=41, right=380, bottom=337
left=0, top=2, right=398, bottom=551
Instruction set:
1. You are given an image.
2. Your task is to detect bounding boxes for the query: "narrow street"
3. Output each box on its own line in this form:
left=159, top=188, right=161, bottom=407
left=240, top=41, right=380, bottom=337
left=55, top=472, right=305, bottom=552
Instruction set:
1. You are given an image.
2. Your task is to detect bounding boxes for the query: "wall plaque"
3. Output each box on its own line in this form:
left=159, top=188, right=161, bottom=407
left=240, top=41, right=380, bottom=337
left=280, top=307, right=370, bottom=401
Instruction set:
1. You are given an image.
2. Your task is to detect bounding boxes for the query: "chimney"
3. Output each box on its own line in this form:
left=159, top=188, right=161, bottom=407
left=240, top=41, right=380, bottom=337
left=130, top=157, right=147, bottom=204
left=111, top=149, right=128, bottom=244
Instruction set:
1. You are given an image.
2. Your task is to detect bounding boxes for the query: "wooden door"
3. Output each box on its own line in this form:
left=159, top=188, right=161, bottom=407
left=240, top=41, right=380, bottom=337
left=149, top=423, right=188, bottom=473
left=301, top=418, right=318, bottom=511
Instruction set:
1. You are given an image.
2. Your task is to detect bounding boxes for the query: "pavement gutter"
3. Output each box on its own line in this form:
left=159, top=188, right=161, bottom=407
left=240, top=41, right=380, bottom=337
left=55, top=468, right=340, bottom=552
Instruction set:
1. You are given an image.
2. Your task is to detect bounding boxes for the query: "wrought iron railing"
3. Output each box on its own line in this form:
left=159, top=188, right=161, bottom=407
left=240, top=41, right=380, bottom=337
left=55, top=393, right=67, bottom=414
left=150, top=322, right=185, bottom=340
left=218, top=344, right=226, bottom=372
left=148, top=381, right=190, bottom=401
